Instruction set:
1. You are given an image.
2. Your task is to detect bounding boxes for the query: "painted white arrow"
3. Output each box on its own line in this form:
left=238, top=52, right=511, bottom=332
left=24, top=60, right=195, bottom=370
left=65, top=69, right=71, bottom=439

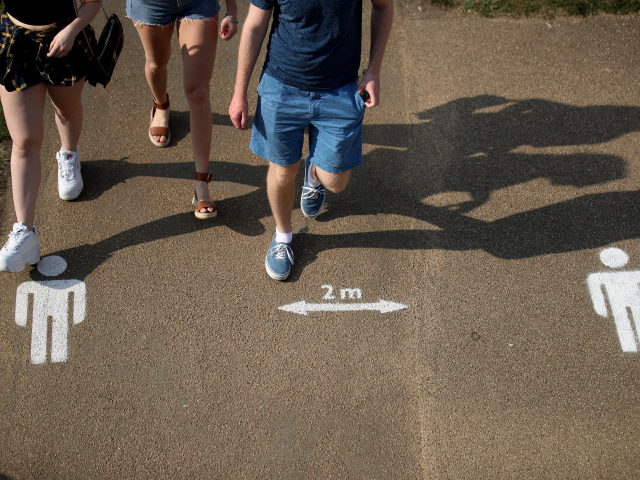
left=279, top=299, right=408, bottom=316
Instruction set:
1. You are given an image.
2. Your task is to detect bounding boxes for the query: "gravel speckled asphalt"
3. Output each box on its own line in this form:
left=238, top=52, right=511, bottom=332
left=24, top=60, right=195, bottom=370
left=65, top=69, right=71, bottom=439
left=1, top=2, right=640, bottom=478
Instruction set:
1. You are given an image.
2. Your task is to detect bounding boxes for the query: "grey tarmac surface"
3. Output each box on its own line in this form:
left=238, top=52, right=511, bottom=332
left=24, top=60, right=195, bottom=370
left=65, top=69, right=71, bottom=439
left=1, top=1, right=640, bottom=478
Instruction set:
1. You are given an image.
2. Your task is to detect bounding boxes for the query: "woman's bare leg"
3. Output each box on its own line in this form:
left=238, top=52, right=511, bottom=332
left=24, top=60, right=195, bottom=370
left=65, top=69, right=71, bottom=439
left=177, top=16, right=218, bottom=213
left=134, top=22, right=174, bottom=145
left=47, top=79, right=85, bottom=151
left=0, top=83, right=47, bottom=229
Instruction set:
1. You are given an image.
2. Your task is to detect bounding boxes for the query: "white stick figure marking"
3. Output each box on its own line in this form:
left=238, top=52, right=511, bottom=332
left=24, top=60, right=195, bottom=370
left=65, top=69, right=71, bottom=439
left=587, top=248, right=640, bottom=353
left=14, top=256, right=86, bottom=364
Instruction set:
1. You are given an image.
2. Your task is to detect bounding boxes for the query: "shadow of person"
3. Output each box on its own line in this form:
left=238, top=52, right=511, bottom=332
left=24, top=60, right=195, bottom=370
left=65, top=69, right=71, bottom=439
left=77, top=107, right=260, bottom=203
left=289, top=95, right=640, bottom=277
left=165, top=111, right=255, bottom=147
left=34, top=184, right=274, bottom=280
left=319, top=95, right=636, bottom=222
left=480, top=189, right=640, bottom=259
left=41, top=95, right=640, bottom=281
left=290, top=190, right=640, bottom=278
left=79, top=158, right=266, bottom=202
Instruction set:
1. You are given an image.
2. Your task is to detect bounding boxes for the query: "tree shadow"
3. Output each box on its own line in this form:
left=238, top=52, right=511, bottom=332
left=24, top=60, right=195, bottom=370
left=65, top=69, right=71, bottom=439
left=36, top=95, right=640, bottom=281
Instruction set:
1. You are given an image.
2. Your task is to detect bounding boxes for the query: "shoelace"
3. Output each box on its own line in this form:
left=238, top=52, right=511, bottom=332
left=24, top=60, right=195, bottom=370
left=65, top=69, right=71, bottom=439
left=269, top=243, right=294, bottom=264
left=301, top=184, right=325, bottom=200
left=58, top=156, right=78, bottom=180
left=3, top=228, right=28, bottom=253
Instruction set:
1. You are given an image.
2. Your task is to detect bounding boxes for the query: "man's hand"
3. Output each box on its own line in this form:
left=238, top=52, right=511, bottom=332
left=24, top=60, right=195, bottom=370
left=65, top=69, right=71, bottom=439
left=357, top=69, right=381, bottom=107
left=220, top=16, right=238, bottom=40
left=361, top=0, right=392, bottom=107
left=229, top=93, right=249, bottom=130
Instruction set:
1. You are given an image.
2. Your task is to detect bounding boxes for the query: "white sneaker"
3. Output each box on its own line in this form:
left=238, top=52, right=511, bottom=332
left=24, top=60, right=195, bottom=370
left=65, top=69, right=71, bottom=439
left=57, top=149, right=83, bottom=200
left=0, top=223, right=40, bottom=272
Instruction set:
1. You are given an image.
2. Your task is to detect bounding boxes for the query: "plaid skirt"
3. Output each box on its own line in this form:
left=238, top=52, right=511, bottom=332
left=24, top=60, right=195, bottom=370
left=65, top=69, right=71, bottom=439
left=0, top=12, right=97, bottom=92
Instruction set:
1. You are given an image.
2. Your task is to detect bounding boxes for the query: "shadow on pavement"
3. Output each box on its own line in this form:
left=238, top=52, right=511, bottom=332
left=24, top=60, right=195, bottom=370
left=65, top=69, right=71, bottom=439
left=148, top=111, right=254, bottom=147
left=322, top=94, right=634, bottom=220
left=36, top=95, right=640, bottom=280
left=120, top=110, right=255, bottom=148
left=80, top=158, right=266, bottom=203
left=291, top=189, right=640, bottom=279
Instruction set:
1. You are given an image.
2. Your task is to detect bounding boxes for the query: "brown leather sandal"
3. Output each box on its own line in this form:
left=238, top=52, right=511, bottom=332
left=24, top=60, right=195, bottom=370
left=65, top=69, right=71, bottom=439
left=192, top=171, right=217, bottom=219
left=149, top=94, right=170, bottom=148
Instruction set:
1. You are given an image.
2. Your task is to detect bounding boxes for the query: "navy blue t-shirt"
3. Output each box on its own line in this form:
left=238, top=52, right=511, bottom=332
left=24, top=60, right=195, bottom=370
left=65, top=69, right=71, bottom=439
left=250, top=0, right=363, bottom=91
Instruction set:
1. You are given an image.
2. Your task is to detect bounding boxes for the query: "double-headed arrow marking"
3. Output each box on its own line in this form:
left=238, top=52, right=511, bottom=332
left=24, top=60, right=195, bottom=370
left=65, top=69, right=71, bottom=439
left=279, top=299, right=408, bottom=316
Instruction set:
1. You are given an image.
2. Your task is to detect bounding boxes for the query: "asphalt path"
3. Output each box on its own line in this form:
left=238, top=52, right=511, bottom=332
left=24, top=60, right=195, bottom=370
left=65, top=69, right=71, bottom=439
left=1, top=1, right=640, bottom=478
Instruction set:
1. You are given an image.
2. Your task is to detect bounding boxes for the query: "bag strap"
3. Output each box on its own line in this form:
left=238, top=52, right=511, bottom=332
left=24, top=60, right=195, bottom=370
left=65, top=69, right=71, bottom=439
left=71, top=0, right=109, bottom=79
left=71, top=1, right=110, bottom=21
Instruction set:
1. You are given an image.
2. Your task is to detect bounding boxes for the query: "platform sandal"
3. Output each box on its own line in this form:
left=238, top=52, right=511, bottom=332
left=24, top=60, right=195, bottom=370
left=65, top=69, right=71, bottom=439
left=192, top=171, right=217, bottom=219
left=149, top=94, right=170, bottom=148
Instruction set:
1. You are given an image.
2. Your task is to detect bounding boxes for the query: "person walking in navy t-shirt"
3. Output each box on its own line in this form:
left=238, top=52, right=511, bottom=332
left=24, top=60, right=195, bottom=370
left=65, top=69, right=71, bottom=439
left=229, top=0, right=393, bottom=281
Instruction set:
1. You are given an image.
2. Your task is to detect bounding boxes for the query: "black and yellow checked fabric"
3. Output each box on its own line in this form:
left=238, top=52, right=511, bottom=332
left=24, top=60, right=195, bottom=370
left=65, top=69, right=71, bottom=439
left=0, top=12, right=96, bottom=92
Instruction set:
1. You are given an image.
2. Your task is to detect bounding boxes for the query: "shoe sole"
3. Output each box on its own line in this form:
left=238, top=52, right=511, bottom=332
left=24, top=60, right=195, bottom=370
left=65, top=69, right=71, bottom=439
left=59, top=179, right=84, bottom=201
left=265, top=257, right=290, bottom=281
left=194, top=211, right=217, bottom=219
left=192, top=196, right=218, bottom=219
left=0, top=246, right=40, bottom=273
left=149, top=130, right=171, bottom=148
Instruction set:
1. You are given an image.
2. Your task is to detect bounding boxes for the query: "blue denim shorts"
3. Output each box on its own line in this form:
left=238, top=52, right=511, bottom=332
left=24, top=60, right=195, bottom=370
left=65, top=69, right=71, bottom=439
left=126, top=0, right=220, bottom=26
left=250, top=72, right=366, bottom=173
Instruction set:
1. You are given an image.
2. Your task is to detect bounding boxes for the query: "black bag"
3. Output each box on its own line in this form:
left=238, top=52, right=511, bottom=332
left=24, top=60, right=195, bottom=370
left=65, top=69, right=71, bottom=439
left=73, top=1, right=124, bottom=88
left=86, top=13, right=124, bottom=87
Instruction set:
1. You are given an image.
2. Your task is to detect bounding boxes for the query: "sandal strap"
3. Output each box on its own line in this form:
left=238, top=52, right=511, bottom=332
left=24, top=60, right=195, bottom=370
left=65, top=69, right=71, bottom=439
left=153, top=94, right=170, bottom=110
left=149, top=126, right=169, bottom=137
left=194, top=171, right=213, bottom=183
left=195, top=200, right=216, bottom=211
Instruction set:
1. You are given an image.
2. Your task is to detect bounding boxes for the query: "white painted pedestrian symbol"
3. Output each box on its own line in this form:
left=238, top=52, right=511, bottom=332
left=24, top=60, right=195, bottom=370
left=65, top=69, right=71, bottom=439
left=279, top=285, right=407, bottom=316
left=15, top=256, right=86, bottom=364
left=587, top=248, right=640, bottom=353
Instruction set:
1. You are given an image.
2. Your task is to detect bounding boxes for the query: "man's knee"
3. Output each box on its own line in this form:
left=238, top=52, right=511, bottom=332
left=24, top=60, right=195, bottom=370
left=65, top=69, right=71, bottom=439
left=268, top=162, right=299, bottom=186
left=315, top=168, right=351, bottom=193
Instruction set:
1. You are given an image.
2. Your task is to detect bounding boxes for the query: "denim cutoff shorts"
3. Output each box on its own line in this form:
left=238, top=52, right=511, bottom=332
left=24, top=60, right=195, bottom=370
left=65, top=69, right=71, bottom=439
left=250, top=72, right=367, bottom=173
left=126, top=0, right=220, bottom=26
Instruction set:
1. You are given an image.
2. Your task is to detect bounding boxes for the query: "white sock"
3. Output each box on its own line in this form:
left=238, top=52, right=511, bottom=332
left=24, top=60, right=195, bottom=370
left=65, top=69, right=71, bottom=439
left=306, top=161, right=321, bottom=188
left=275, top=228, right=292, bottom=244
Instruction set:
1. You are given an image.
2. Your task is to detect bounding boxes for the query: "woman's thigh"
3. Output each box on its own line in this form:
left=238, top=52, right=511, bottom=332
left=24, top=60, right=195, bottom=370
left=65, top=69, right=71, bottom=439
left=47, top=79, right=85, bottom=117
left=135, top=21, right=174, bottom=67
left=177, top=16, right=218, bottom=92
left=0, top=83, right=47, bottom=145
